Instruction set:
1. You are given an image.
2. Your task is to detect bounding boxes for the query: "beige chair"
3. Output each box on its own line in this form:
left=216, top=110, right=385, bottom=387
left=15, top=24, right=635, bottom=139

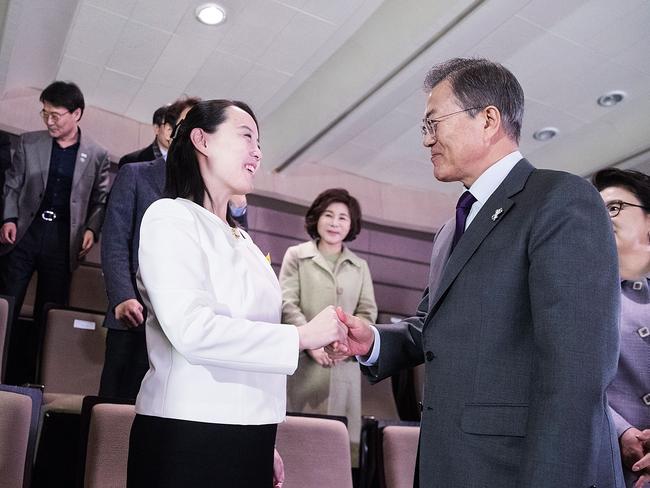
left=39, top=308, right=106, bottom=413
left=361, top=376, right=400, bottom=420
left=0, top=296, right=12, bottom=382
left=0, top=390, right=33, bottom=488
left=19, top=274, right=37, bottom=319
left=277, top=415, right=353, bottom=488
left=382, top=425, right=420, bottom=488
left=69, top=265, right=108, bottom=313
left=84, top=403, right=135, bottom=488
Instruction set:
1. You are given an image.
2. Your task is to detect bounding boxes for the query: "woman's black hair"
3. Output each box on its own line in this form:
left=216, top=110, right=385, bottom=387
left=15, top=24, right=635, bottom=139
left=165, top=99, right=258, bottom=226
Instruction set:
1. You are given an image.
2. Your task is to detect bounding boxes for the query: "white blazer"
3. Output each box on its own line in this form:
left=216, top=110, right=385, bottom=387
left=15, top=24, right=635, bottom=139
left=136, top=198, right=299, bottom=425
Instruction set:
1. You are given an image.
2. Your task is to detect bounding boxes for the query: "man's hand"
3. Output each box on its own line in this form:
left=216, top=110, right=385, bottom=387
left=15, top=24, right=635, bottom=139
left=0, top=222, right=16, bottom=244
left=78, top=229, right=95, bottom=258
left=325, top=307, right=374, bottom=358
left=115, top=299, right=144, bottom=328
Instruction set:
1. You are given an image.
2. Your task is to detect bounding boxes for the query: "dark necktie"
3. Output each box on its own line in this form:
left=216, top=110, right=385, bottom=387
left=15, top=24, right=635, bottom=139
left=451, top=191, right=477, bottom=251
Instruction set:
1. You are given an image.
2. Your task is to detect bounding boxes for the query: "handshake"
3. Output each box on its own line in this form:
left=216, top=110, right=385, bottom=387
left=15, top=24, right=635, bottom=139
left=296, top=305, right=375, bottom=361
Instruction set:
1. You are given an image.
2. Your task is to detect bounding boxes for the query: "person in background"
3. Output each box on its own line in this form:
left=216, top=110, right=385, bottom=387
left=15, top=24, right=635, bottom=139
left=118, top=106, right=170, bottom=167
left=0, top=132, right=11, bottom=218
left=329, top=58, right=624, bottom=487
left=0, top=80, right=110, bottom=383
left=279, top=187, right=377, bottom=461
left=593, top=168, right=650, bottom=488
left=127, top=99, right=347, bottom=488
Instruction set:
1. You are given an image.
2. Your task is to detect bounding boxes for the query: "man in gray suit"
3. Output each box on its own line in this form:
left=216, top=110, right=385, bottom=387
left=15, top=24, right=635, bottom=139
left=0, top=80, right=110, bottom=381
left=331, top=58, right=624, bottom=487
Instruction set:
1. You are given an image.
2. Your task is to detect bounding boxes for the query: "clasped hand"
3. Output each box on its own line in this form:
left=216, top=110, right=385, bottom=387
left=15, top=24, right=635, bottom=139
left=620, top=428, right=650, bottom=488
left=297, top=306, right=375, bottom=361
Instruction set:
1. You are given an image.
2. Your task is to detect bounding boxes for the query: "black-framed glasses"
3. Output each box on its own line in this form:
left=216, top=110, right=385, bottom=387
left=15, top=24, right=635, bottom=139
left=606, top=200, right=649, bottom=218
left=39, top=109, right=70, bottom=123
left=421, top=107, right=483, bottom=138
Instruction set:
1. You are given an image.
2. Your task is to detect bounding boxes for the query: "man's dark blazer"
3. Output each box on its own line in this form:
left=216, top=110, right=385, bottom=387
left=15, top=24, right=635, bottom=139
left=364, top=159, right=624, bottom=487
left=101, top=158, right=248, bottom=331
left=118, top=142, right=157, bottom=168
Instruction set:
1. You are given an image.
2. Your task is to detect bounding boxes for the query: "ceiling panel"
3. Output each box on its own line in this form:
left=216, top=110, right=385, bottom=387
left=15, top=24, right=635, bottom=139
left=129, top=0, right=190, bottom=32
left=105, top=20, right=171, bottom=79
left=57, top=55, right=104, bottom=97
left=146, top=34, right=215, bottom=89
left=92, top=68, right=142, bottom=113
left=65, top=3, right=127, bottom=67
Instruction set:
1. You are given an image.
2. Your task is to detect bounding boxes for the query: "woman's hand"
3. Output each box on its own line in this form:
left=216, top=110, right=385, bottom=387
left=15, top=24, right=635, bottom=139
left=307, top=347, right=335, bottom=367
left=273, top=448, right=285, bottom=488
left=297, top=305, right=347, bottom=351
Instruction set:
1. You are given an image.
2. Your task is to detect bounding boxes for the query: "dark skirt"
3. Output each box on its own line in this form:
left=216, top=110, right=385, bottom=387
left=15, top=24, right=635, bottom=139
left=127, top=414, right=277, bottom=488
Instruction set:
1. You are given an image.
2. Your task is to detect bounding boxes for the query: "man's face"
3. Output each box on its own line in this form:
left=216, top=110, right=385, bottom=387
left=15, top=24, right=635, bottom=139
left=41, top=101, right=80, bottom=141
left=422, top=81, right=485, bottom=187
left=155, top=122, right=173, bottom=150
left=600, top=185, right=650, bottom=279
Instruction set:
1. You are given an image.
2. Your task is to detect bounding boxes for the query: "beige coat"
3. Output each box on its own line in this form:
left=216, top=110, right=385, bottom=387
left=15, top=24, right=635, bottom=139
left=279, top=240, right=377, bottom=451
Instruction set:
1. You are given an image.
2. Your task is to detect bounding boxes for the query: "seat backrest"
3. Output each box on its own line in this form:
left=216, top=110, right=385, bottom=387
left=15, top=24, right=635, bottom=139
left=0, top=296, right=12, bottom=383
left=84, top=403, right=135, bottom=488
left=0, top=386, right=43, bottom=488
left=68, top=265, right=108, bottom=313
left=382, top=425, right=419, bottom=488
left=0, top=384, right=43, bottom=488
left=277, top=415, right=353, bottom=488
left=39, top=308, right=106, bottom=395
left=361, top=376, right=400, bottom=420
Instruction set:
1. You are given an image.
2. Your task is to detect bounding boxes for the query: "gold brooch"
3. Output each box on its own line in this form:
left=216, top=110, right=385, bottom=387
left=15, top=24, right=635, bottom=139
left=231, top=227, right=242, bottom=239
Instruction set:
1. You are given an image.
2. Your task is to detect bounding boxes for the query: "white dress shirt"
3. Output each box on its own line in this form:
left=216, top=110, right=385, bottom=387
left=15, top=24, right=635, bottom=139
left=136, top=198, right=299, bottom=425
left=361, top=151, right=524, bottom=365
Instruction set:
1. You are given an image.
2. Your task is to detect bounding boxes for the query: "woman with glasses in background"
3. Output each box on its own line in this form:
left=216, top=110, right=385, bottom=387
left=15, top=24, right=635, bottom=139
left=593, top=168, right=650, bottom=488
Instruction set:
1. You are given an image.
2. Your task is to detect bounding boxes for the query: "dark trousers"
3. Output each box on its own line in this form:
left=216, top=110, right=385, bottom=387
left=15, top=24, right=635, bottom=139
left=127, top=414, right=277, bottom=488
left=98, top=328, right=149, bottom=400
left=0, top=218, right=71, bottom=383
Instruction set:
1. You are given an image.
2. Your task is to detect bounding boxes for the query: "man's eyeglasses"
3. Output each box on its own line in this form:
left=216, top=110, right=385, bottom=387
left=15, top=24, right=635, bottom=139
left=606, top=200, right=649, bottom=218
left=421, top=107, right=483, bottom=138
left=39, top=109, right=70, bottom=123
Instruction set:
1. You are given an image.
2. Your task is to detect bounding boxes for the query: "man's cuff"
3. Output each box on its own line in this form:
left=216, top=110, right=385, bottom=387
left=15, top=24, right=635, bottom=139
left=357, top=326, right=380, bottom=366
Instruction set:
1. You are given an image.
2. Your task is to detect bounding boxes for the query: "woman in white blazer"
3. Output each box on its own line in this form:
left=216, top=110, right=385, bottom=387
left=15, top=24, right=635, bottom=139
left=127, top=100, right=347, bottom=488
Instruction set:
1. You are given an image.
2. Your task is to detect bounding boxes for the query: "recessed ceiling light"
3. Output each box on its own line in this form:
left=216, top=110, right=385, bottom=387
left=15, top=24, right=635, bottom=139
left=195, top=3, right=226, bottom=26
left=532, top=127, right=559, bottom=142
left=597, top=90, right=626, bottom=107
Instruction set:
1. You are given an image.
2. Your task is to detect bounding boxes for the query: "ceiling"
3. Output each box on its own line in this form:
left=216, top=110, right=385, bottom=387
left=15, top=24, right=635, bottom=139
left=0, top=0, right=649, bottom=205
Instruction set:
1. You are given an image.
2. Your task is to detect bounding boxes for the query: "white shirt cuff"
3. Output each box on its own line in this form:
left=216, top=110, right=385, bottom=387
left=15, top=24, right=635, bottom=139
left=357, top=325, right=380, bottom=366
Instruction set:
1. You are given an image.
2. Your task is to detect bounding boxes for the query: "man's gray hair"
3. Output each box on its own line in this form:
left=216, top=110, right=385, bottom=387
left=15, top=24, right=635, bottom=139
left=423, top=58, right=524, bottom=143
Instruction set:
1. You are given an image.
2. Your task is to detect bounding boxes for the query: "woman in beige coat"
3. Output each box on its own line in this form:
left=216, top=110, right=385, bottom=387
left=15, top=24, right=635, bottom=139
left=279, top=188, right=377, bottom=460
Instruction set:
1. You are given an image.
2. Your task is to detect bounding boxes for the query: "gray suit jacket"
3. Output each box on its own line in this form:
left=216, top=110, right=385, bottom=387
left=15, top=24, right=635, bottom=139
left=0, top=130, right=110, bottom=270
left=364, top=160, right=624, bottom=488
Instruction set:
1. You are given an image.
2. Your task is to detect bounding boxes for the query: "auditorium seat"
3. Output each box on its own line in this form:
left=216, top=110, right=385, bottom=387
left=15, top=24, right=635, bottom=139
left=277, top=415, right=353, bottom=488
left=38, top=307, right=106, bottom=413
left=382, top=425, right=419, bottom=488
left=0, top=385, right=43, bottom=488
left=19, top=274, right=37, bottom=319
left=361, top=376, right=400, bottom=420
left=0, top=295, right=13, bottom=382
left=84, top=402, right=135, bottom=488
left=68, top=265, right=108, bottom=313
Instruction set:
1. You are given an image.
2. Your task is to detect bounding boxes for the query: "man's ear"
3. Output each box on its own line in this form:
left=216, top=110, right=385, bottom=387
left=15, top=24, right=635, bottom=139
left=483, top=105, right=501, bottom=134
left=190, top=128, right=208, bottom=156
left=72, top=108, right=82, bottom=122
